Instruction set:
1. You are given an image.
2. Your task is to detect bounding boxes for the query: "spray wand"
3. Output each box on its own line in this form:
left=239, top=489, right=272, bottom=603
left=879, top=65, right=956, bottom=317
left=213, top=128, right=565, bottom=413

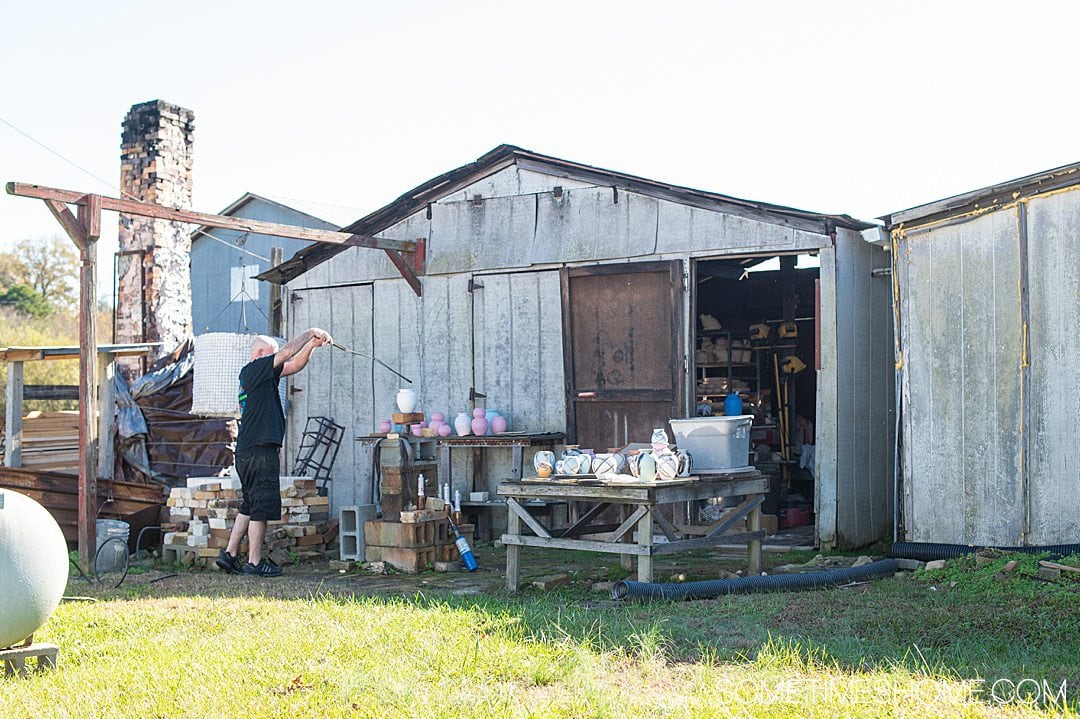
left=332, top=342, right=413, bottom=384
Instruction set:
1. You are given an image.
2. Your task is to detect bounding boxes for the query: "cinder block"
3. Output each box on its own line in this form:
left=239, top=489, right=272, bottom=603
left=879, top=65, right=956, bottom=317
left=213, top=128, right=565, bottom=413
left=364, top=545, right=435, bottom=574
left=364, top=520, right=435, bottom=548
left=339, top=505, right=377, bottom=561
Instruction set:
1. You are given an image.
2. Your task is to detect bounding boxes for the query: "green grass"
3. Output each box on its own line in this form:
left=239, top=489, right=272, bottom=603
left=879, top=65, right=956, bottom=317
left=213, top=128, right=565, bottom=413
left=3, top=549, right=1080, bottom=718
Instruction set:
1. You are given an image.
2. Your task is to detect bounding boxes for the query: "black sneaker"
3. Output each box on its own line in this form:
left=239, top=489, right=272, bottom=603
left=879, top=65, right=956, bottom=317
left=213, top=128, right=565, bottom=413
left=241, top=559, right=283, bottom=577
left=215, top=550, right=241, bottom=574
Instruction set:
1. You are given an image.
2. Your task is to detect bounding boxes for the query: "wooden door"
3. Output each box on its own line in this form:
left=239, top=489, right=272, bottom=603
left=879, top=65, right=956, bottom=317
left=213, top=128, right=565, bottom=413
left=562, top=261, right=684, bottom=450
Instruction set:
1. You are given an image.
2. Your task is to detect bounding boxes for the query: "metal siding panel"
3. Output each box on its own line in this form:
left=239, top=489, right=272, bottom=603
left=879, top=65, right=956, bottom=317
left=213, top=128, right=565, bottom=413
left=833, top=233, right=857, bottom=546
left=1027, top=190, right=1080, bottom=544
left=815, top=246, right=838, bottom=547
left=900, top=211, right=1023, bottom=544
left=531, top=188, right=657, bottom=264
left=655, top=202, right=828, bottom=255
left=537, top=271, right=567, bottom=432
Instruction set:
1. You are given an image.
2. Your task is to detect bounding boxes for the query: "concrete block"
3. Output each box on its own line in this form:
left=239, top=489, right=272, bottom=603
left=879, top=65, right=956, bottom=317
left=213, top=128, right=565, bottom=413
left=400, top=509, right=436, bottom=523
left=925, top=560, right=946, bottom=571
left=364, top=545, right=435, bottom=574
left=895, top=558, right=925, bottom=570
left=852, top=555, right=873, bottom=567
left=434, top=561, right=462, bottom=572
left=1038, top=566, right=1061, bottom=581
left=329, top=560, right=354, bottom=573
left=365, top=520, right=435, bottom=548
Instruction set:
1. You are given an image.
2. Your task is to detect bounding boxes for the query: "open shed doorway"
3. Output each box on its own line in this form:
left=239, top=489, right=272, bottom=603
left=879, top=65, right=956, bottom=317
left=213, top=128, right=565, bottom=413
left=693, top=253, right=820, bottom=545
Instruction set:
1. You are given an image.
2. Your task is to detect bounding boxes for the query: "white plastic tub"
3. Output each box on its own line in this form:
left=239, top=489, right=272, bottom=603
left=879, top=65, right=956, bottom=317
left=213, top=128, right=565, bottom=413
left=669, top=416, right=753, bottom=470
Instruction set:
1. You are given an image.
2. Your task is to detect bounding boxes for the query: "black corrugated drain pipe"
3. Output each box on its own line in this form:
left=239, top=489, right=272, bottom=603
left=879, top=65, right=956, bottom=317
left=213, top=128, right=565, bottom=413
left=889, top=541, right=1080, bottom=562
left=612, top=559, right=899, bottom=601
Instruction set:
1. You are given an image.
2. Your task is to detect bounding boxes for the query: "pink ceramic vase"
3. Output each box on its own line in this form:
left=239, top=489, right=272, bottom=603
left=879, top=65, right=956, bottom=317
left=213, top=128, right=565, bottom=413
left=471, top=416, right=489, bottom=435
left=491, top=415, right=508, bottom=434
left=473, top=407, right=485, bottom=418
left=437, top=423, right=452, bottom=437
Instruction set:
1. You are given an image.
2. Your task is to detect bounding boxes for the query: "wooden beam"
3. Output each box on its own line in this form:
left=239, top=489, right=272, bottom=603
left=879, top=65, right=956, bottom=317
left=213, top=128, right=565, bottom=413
left=8, top=182, right=416, bottom=253
left=75, top=198, right=98, bottom=572
left=23, top=385, right=79, bottom=401
left=83, top=193, right=102, bottom=240
left=43, top=199, right=86, bottom=249
left=4, top=362, right=23, bottom=467
left=383, top=249, right=423, bottom=296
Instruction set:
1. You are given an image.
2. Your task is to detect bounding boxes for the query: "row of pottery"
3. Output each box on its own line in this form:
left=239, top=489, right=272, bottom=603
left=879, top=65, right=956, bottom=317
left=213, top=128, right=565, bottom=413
left=532, top=447, right=692, bottom=480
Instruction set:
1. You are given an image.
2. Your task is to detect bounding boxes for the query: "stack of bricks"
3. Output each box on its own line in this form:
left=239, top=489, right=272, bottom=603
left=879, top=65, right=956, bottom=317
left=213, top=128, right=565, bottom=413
left=162, top=477, right=337, bottom=567
left=363, top=517, right=474, bottom=574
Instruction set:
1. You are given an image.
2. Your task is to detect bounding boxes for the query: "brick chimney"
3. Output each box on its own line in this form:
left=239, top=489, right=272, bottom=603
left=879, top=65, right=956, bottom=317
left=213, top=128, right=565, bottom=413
left=116, top=100, right=195, bottom=364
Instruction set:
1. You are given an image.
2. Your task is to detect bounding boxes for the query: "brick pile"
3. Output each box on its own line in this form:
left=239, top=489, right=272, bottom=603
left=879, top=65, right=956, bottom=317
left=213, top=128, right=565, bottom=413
left=363, top=517, right=474, bottom=574
left=162, top=477, right=337, bottom=567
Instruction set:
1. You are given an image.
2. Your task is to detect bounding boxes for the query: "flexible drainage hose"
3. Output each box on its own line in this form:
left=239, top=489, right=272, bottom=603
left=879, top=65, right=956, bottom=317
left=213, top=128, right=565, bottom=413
left=889, top=541, right=1080, bottom=561
left=612, top=559, right=899, bottom=601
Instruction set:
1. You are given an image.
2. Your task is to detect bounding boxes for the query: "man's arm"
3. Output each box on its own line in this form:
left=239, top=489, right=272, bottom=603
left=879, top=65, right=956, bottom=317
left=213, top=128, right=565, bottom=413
left=273, top=327, right=332, bottom=368
left=281, top=336, right=321, bottom=377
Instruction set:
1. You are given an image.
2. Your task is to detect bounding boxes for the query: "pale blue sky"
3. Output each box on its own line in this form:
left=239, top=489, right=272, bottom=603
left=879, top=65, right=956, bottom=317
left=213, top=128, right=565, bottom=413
left=2, top=1, right=1078, bottom=302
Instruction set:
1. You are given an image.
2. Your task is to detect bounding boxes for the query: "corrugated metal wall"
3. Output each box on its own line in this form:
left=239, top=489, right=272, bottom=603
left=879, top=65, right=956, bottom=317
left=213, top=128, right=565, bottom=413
left=1026, top=190, right=1080, bottom=544
left=831, top=229, right=894, bottom=548
left=894, top=186, right=1080, bottom=545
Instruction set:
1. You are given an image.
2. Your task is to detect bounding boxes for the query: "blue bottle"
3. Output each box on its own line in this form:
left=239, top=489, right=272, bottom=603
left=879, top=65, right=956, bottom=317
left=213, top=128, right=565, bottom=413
left=724, top=391, right=743, bottom=416
left=453, top=525, right=479, bottom=571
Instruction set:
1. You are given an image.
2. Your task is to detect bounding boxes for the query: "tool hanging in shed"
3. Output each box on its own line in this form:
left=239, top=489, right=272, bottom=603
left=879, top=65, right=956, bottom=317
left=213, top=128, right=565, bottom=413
left=332, top=342, right=413, bottom=384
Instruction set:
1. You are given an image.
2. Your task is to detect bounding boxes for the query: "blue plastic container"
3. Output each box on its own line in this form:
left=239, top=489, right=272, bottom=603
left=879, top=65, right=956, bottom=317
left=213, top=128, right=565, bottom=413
left=724, top=391, right=743, bottom=416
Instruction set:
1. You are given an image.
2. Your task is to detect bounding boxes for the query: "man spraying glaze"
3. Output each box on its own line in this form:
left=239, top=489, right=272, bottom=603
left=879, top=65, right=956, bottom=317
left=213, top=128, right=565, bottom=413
left=217, top=328, right=333, bottom=577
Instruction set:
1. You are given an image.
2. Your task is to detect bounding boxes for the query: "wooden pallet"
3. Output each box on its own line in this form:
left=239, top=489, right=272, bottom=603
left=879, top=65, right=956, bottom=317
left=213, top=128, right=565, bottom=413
left=1, top=642, right=59, bottom=676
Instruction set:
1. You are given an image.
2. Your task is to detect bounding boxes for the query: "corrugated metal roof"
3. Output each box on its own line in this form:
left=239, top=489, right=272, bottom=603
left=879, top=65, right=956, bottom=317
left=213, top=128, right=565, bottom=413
left=261, top=145, right=874, bottom=285
left=882, top=161, right=1080, bottom=229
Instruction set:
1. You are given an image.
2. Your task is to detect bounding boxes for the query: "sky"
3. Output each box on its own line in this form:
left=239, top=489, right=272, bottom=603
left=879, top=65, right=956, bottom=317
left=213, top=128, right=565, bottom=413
left=2, top=1, right=1079, bottom=303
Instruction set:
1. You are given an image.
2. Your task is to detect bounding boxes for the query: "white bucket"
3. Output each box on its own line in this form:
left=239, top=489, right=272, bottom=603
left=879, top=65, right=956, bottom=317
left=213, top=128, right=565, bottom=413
left=95, top=519, right=130, bottom=573
left=669, top=416, right=753, bottom=470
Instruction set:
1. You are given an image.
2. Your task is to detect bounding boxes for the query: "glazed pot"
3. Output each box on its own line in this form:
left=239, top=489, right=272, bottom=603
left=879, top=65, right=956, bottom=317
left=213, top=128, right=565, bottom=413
left=471, top=415, right=489, bottom=436
left=592, top=452, right=626, bottom=476
left=396, top=388, right=417, bottom=413
left=378, top=419, right=392, bottom=434
left=437, top=423, right=452, bottom=437
left=454, top=412, right=472, bottom=436
left=651, top=428, right=669, bottom=454
left=676, top=449, right=693, bottom=477
left=654, top=450, right=680, bottom=480
left=484, top=409, right=500, bottom=436
left=533, top=451, right=556, bottom=476
left=561, top=454, right=591, bottom=475
left=491, top=415, right=508, bottom=435
left=628, top=449, right=659, bottom=480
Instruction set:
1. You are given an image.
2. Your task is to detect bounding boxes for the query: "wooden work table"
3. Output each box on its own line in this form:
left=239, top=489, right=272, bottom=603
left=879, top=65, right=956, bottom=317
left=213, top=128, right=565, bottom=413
left=497, top=470, right=768, bottom=590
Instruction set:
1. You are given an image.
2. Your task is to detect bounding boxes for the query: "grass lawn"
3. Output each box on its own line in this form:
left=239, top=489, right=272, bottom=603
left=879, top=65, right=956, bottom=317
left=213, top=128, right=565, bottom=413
left=3, top=547, right=1078, bottom=718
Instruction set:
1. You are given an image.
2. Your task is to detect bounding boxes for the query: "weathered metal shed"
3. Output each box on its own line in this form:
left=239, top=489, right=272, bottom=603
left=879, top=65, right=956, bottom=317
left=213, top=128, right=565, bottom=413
left=262, top=145, right=895, bottom=549
left=883, top=163, right=1080, bottom=546
left=190, top=193, right=360, bottom=335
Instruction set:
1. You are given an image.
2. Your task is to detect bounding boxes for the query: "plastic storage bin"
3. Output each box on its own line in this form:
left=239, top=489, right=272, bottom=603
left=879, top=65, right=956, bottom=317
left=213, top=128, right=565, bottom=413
left=668, top=416, right=753, bottom=471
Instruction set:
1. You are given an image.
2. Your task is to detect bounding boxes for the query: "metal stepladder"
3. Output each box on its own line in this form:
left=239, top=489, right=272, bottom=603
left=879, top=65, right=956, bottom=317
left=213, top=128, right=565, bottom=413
left=292, top=416, right=344, bottom=496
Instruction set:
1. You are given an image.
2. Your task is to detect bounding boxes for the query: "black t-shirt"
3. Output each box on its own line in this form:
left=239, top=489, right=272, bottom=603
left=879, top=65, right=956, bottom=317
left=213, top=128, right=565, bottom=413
left=236, top=355, right=285, bottom=451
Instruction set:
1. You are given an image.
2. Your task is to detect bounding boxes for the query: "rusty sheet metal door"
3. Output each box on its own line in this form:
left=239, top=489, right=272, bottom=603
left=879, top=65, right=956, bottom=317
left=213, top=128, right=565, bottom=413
left=562, top=261, right=684, bottom=450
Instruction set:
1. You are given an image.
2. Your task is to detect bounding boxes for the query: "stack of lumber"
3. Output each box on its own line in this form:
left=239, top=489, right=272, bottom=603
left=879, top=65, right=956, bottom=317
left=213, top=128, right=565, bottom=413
left=162, top=477, right=338, bottom=567
left=364, top=517, right=474, bottom=573
left=1, top=411, right=79, bottom=472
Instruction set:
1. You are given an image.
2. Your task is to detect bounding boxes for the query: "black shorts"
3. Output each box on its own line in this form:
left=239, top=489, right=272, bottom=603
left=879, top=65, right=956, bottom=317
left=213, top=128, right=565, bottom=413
left=236, top=446, right=282, bottom=521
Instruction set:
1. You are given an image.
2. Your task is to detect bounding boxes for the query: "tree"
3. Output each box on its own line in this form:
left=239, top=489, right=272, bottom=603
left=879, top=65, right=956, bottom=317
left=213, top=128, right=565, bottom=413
left=14, top=235, right=78, bottom=310
left=0, top=283, right=51, bottom=317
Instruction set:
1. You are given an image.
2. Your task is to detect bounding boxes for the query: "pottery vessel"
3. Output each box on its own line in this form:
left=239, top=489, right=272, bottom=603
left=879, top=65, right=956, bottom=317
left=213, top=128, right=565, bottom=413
left=410, top=423, right=423, bottom=437
left=636, top=449, right=657, bottom=482
left=592, top=452, right=626, bottom=475
left=396, top=388, right=417, bottom=413
left=533, top=451, right=556, bottom=476
left=378, top=419, right=392, bottom=434
left=676, top=449, right=693, bottom=477
left=651, top=427, right=669, bottom=454
left=654, top=450, right=680, bottom=480
left=471, top=416, right=489, bottom=436
left=431, top=412, right=445, bottom=423
left=437, top=423, right=452, bottom=437
left=561, top=454, right=591, bottom=475
left=454, top=412, right=472, bottom=436
left=484, top=409, right=500, bottom=436
left=491, top=415, right=508, bottom=435
left=473, top=408, right=485, bottom=418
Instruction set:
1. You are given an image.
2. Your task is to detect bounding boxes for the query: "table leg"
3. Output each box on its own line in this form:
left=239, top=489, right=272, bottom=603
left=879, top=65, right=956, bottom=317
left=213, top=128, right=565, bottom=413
left=505, top=500, right=522, bottom=592
left=619, top=505, right=633, bottom=572
left=748, top=499, right=762, bottom=576
left=637, top=506, right=653, bottom=583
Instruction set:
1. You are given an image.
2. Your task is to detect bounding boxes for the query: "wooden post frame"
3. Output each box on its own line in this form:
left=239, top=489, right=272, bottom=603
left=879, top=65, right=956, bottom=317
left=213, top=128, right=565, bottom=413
left=7, top=182, right=425, bottom=296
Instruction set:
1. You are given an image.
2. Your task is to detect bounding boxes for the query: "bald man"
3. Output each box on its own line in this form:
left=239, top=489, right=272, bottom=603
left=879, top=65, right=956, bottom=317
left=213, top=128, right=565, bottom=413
left=217, top=328, right=332, bottom=577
